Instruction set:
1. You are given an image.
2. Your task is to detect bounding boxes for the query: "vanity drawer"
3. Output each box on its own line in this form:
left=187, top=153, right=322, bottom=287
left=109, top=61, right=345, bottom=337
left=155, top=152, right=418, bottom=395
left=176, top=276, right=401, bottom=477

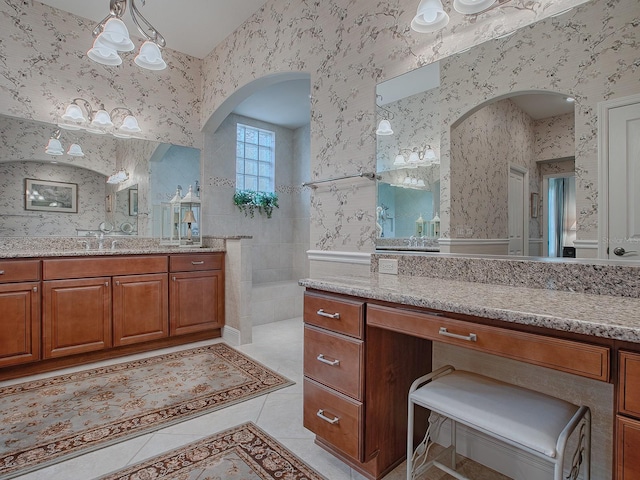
left=304, top=325, right=364, bottom=400
left=0, top=260, right=40, bottom=283
left=303, top=377, right=363, bottom=462
left=619, top=351, right=640, bottom=417
left=367, top=304, right=610, bottom=382
left=304, top=291, right=364, bottom=338
left=43, top=256, right=168, bottom=280
left=170, top=253, right=223, bottom=272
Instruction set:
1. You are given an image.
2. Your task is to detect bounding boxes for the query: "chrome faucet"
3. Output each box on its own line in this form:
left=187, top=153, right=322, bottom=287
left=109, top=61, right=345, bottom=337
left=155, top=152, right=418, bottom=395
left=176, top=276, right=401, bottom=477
left=409, top=235, right=417, bottom=247
left=95, top=232, right=104, bottom=250
left=111, top=240, right=119, bottom=251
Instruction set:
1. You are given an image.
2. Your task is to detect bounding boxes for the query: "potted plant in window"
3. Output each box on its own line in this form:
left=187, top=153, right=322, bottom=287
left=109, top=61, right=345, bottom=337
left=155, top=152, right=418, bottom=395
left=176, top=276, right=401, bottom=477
left=233, top=190, right=279, bottom=218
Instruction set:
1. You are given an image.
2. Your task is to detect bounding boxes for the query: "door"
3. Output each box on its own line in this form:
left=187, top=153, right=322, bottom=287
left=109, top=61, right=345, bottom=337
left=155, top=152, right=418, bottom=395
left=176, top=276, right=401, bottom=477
left=43, top=278, right=111, bottom=358
left=607, top=100, right=640, bottom=260
left=113, top=273, right=169, bottom=346
left=508, top=166, right=528, bottom=256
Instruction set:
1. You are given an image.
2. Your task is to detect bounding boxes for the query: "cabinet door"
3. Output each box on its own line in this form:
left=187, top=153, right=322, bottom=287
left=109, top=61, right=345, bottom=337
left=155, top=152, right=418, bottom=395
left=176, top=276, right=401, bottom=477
left=43, top=278, right=111, bottom=358
left=0, top=282, right=40, bottom=367
left=113, top=273, right=168, bottom=346
left=170, top=270, right=223, bottom=335
left=617, top=416, right=640, bottom=479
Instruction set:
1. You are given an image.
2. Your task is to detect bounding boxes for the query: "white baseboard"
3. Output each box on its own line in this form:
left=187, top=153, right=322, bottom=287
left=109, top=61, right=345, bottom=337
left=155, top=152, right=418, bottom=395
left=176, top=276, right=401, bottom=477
left=434, top=421, right=585, bottom=480
left=222, top=325, right=241, bottom=346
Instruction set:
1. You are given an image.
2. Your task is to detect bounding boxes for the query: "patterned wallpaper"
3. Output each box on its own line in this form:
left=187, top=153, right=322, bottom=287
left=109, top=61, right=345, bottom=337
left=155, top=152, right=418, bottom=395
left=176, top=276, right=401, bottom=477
left=534, top=113, right=575, bottom=162
left=450, top=98, right=536, bottom=241
left=0, top=162, right=105, bottom=236
left=439, top=0, right=640, bottom=243
left=0, top=0, right=202, bottom=148
left=2, top=0, right=637, bottom=253
left=0, top=116, right=117, bottom=176
left=200, top=0, right=596, bottom=251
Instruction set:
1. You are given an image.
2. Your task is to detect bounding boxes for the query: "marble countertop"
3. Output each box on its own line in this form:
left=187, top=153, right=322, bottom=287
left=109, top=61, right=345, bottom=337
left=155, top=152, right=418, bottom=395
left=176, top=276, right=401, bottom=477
left=299, top=274, right=640, bottom=343
left=0, top=247, right=225, bottom=259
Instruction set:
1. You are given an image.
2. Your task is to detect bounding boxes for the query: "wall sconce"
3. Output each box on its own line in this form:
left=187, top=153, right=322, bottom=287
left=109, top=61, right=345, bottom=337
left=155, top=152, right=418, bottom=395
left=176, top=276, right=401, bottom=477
left=88, top=0, right=167, bottom=70
left=411, top=0, right=449, bottom=33
left=396, top=146, right=438, bottom=166
left=376, top=94, right=395, bottom=136
left=59, top=98, right=142, bottom=138
left=45, top=129, right=85, bottom=157
left=453, top=0, right=496, bottom=14
left=106, top=170, right=129, bottom=184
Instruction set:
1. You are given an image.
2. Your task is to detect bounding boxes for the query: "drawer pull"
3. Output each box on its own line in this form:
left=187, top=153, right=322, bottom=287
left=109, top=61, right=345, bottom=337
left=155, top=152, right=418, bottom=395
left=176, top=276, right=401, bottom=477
left=317, top=309, right=340, bottom=319
left=317, top=354, right=340, bottom=367
left=0, top=270, right=4, bottom=275
left=439, top=327, right=477, bottom=342
left=317, top=409, right=339, bottom=425
left=191, top=261, right=205, bottom=265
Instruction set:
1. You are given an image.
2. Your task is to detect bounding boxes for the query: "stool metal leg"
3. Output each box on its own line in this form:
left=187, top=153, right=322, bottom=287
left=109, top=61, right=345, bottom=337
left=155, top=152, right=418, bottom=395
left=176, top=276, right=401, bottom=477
left=450, top=418, right=457, bottom=470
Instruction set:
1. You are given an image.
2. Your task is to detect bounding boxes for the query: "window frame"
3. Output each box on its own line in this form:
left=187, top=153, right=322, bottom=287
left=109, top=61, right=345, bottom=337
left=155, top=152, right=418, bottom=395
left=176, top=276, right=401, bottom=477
left=236, top=123, right=275, bottom=193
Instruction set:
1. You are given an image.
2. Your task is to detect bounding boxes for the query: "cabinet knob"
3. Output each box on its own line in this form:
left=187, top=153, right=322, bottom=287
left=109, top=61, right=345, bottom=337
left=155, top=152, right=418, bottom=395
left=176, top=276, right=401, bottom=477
left=0, top=270, right=5, bottom=275
left=105, top=281, right=109, bottom=287
left=172, top=276, right=176, bottom=282
left=115, top=281, right=120, bottom=286
left=33, top=286, right=38, bottom=292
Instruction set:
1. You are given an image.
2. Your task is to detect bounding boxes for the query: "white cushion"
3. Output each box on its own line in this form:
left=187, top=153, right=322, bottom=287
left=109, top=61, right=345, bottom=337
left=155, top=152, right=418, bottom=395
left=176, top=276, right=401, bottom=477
left=410, top=370, right=580, bottom=458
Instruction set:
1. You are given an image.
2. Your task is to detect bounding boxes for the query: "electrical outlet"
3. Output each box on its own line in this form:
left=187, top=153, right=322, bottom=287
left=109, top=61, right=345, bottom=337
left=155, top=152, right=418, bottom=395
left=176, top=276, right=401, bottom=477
left=379, top=258, right=398, bottom=275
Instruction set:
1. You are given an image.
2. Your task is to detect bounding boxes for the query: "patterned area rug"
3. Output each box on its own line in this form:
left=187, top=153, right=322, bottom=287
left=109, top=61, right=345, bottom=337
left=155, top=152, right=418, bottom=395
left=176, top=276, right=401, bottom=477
left=0, top=343, right=293, bottom=479
left=98, top=422, right=325, bottom=480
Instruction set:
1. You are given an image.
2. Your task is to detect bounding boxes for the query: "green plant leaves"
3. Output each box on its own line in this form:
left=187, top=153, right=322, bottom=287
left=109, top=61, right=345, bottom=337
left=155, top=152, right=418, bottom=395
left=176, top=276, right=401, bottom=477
left=233, top=190, right=279, bottom=218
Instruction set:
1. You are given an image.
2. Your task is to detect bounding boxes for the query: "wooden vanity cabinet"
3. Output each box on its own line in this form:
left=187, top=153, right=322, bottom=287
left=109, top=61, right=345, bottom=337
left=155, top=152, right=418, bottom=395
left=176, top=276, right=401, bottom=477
left=617, top=350, right=640, bottom=479
left=169, top=253, right=224, bottom=335
left=42, top=256, right=168, bottom=358
left=0, top=260, right=41, bottom=367
left=303, top=290, right=431, bottom=479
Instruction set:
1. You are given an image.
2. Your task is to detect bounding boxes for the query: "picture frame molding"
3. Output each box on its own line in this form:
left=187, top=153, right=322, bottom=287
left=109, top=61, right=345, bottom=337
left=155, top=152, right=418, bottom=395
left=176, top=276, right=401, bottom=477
left=24, top=178, right=78, bottom=213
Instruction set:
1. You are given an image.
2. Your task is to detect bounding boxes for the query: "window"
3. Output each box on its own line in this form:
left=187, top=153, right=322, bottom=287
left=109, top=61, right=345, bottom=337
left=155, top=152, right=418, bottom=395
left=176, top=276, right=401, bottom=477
left=236, top=124, right=275, bottom=192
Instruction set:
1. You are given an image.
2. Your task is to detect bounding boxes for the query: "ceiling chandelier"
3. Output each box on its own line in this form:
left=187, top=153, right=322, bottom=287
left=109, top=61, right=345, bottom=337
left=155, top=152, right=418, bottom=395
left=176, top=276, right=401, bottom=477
left=88, top=0, right=167, bottom=70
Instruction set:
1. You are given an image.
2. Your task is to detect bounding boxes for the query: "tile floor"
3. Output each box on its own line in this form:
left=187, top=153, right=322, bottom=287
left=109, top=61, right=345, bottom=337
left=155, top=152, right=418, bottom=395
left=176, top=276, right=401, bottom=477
left=7, top=318, right=497, bottom=480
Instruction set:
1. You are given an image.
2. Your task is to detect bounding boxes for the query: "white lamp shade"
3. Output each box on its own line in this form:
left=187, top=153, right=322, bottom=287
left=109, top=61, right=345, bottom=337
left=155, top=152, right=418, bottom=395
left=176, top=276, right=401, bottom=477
left=98, top=18, right=135, bottom=52
left=417, top=179, right=426, bottom=187
left=45, top=138, right=64, bottom=155
left=393, top=154, right=406, bottom=166
left=403, top=176, right=412, bottom=185
left=411, top=0, right=449, bottom=33
left=119, top=115, right=142, bottom=133
left=453, top=0, right=496, bottom=15
left=86, top=109, right=113, bottom=134
left=376, top=119, right=394, bottom=135
left=87, top=36, right=122, bottom=66
left=61, top=103, right=87, bottom=123
left=425, top=147, right=437, bottom=160
left=408, top=152, right=420, bottom=164
left=67, top=143, right=85, bottom=157
left=134, top=41, right=167, bottom=70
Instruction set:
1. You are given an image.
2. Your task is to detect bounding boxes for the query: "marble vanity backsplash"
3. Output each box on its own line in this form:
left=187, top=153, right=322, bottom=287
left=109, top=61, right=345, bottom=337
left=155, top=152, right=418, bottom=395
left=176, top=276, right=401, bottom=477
left=0, top=235, right=228, bottom=256
left=372, top=253, right=640, bottom=299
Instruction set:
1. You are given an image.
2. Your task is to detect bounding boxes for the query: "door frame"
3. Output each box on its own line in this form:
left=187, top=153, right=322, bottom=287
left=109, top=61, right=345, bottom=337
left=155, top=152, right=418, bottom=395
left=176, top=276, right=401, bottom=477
left=542, top=172, right=576, bottom=258
left=508, top=164, right=529, bottom=257
left=598, top=92, right=640, bottom=259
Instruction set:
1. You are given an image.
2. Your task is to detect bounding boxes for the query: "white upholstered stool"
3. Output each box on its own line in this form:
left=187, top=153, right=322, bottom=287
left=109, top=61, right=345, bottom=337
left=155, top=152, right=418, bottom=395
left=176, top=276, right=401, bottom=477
left=407, top=365, right=591, bottom=480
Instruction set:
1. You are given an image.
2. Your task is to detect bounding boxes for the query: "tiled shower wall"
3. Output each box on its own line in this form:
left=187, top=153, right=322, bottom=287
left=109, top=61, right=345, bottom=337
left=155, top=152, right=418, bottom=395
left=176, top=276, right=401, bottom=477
left=203, top=113, right=310, bottom=285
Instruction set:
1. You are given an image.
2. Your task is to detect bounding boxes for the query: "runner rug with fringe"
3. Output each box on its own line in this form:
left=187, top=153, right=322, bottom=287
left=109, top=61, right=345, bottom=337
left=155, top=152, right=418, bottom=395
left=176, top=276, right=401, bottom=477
left=0, top=343, right=293, bottom=479
left=98, top=422, right=325, bottom=480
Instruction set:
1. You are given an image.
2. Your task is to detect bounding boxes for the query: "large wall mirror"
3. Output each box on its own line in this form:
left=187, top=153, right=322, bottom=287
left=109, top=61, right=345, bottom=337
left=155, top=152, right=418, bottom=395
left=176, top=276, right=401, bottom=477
left=375, top=0, right=638, bottom=260
left=0, top=114, right=200, bottom=239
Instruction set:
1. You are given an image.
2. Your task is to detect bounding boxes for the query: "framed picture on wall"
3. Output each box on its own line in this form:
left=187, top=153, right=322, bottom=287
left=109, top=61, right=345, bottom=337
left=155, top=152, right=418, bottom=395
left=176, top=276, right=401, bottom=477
left=531, top=192, right=539, bottom=218
left=129, top=189, right=138, bottom=216
left=25, top=179, right=78, bottom=213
